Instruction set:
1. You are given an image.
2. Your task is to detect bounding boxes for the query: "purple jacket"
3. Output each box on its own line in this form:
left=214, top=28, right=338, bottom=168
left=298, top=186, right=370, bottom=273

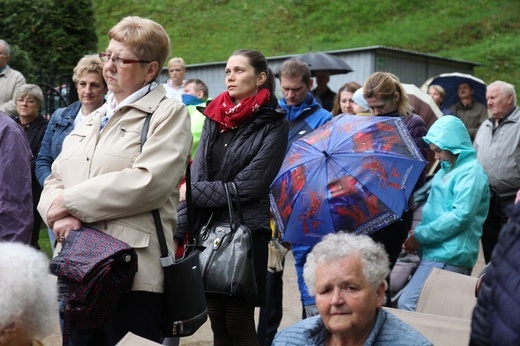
left=383, top=112, right=428, bottom=188
left=0, top=113, right=33, bottom=242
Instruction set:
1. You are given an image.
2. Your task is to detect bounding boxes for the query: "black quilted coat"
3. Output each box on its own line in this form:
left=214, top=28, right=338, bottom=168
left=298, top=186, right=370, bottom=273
left=175, top=96, right=289, bottom=241
left=470, top=202, right=520, bottom=345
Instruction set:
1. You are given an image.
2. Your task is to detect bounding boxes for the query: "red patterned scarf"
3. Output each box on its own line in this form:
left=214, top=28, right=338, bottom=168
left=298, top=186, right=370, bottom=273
left=204, top=88, right=271, bottom=132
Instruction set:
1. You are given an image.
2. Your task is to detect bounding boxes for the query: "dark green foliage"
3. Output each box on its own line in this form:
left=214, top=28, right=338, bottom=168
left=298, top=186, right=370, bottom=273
left=0, top=0, right=97, bottom=83
left=90, top=0, right=519, bottom=89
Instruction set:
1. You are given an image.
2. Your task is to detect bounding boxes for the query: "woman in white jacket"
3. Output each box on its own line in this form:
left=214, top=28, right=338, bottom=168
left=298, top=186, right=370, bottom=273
left=38, top=16, right=191, bottom=344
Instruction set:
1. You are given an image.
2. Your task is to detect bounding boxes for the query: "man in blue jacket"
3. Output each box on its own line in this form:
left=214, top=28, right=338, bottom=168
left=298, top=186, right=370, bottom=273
left=258, top=58, right=332, bottom=346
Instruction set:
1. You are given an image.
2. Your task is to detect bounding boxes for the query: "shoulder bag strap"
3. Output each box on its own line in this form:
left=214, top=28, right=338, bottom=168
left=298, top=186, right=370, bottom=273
left=140, top=113, right=169, bottom=260
left=140, top=113, right=192, bottom=263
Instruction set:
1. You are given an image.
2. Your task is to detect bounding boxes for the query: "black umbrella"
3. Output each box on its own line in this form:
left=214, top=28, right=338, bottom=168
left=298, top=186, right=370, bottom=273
left=295, top=52, right=354, bottom=76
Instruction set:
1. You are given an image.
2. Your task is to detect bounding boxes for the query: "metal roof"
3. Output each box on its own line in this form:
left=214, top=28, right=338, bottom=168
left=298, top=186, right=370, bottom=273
left=184, top=45, right=481, bottom=68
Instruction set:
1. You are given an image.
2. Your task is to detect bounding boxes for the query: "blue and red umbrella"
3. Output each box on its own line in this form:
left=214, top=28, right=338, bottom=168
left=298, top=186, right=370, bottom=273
left=270, top=115, right=427, bottom=245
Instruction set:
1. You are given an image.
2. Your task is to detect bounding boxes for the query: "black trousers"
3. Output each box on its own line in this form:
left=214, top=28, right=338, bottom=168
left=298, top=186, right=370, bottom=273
left=257, top=264, right=284, bottom=346
left=482, top=196, right=515, bottom=263
left=369, top=209, right=414, bottom=307
left=30, top=196, right=42, bottom=249
left=369, top=209, right=414, bottom=270
left=69, top=291, right=163, bottom=346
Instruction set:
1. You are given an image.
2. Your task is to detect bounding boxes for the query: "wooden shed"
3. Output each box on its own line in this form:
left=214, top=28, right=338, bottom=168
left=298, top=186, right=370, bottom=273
left=159, top=45, right=481, bottom=99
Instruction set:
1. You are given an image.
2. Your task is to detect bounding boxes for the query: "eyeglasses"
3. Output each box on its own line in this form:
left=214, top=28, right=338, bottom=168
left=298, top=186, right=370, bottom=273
left=16, top=98, right=36, bottom=105
left=98, top=52, right=151, bottom=66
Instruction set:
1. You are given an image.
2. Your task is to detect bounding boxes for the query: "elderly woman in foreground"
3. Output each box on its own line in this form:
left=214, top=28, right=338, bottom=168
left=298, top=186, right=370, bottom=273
left=273, top=232, right=432, bottom=346
left=0, top=242, right=58, bottom=346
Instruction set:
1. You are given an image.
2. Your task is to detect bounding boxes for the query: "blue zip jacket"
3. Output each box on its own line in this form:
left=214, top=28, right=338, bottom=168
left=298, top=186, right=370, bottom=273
left=35, top=101, right=82, bottom=186
left=414, top=115, right=489, bottom=268
left=279, top=92, right=332, bottom=150
left=278, top=93, right=332, bottom=306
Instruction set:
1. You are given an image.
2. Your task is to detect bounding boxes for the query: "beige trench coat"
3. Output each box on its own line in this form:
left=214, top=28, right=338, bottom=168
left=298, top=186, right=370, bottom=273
left=38, top=85, right=192, bottom=293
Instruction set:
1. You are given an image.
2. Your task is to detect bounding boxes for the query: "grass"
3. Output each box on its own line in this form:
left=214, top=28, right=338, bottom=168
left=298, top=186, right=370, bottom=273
left=38, top=227, right=54, bottom=259
left=90, top=0, right=520, bottom=88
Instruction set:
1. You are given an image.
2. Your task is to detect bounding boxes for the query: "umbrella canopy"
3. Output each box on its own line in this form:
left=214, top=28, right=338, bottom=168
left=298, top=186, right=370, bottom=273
left=424, top=72, right=487, bottom=109
left=270, top=115, right=427, bottom=246
left=402, top=83, right=443, bottom=129
left=294, top=52, right=354, bottom=76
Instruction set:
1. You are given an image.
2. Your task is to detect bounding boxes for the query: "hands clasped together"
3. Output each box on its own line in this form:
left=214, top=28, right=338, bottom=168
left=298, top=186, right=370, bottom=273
left=47, top=193, right=82, bottom=243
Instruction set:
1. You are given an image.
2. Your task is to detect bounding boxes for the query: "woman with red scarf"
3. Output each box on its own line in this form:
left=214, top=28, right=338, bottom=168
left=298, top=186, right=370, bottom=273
left=175, top=49, right=288, bottom=345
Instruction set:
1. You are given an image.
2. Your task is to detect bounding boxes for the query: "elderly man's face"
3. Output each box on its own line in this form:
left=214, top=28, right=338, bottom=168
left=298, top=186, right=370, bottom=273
left=0, top=43, right=9, bottom=69
left=486, top=84, right=514, bottom=119
left=315, top=254, right=385, bottom=342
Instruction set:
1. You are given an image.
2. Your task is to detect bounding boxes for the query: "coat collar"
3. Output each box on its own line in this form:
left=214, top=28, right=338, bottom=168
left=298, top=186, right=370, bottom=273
left=88, top=85, right=167, bottom=125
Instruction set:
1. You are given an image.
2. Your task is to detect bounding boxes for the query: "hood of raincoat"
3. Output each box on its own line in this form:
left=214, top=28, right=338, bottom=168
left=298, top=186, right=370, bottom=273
left=423, top=115, right=476, bottom=169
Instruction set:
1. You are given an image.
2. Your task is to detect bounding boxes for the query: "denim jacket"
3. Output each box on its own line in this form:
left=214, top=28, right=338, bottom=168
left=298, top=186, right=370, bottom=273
left=35, top=101, right=82, bottom=186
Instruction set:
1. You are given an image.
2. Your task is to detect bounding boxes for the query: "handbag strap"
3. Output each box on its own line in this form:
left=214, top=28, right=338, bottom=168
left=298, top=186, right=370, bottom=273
left=224, top=182, right=244, bottom=230
left=151, top=163, right=192, bottom=266
left=140, top=113, right=193, bottom=265
left=223, top=183, right=235, bottom=232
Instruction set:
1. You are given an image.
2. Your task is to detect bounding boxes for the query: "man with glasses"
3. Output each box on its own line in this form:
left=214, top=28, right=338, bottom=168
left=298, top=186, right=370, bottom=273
left=0, top=40, right=26, bottom=117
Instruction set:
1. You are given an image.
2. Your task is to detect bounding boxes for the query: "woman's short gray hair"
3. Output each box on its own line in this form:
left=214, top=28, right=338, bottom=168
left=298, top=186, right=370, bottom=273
left=15, top=84, right=44, bottom=109
left=303, top=232, right=390, bottom=295
left=0, top=242, right=57, bottom=340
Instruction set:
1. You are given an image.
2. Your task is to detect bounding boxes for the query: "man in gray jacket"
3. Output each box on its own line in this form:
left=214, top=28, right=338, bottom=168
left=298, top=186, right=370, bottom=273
left=474, top=81, right=520, bottom=263
left=0, top=40, right=26, bottom=116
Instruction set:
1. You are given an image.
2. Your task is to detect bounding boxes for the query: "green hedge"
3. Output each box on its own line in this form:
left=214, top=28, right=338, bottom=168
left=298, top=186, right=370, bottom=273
left=0, top=0, right=97, bottom=83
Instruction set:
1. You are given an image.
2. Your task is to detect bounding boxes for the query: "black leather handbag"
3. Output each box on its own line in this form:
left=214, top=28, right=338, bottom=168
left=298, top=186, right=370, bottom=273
left=153, top=182, right=207, bottom=337
left=142, top=114, right=207, bottom=337
left=198, top=182, right=258, bottom=300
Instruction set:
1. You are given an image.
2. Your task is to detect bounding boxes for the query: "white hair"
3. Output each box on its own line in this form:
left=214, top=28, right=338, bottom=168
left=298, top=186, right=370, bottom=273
left=0, top=40, right=10, bottom=55
left=303, top=232, right=390, bottom=295
left=0, top=242, right=58, bottom=340
left=488, top=80, right=517, bottom=107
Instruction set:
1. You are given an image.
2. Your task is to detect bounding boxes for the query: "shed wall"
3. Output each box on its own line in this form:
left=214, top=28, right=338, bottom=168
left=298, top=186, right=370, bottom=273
left=158, top=47, right=478, bottom=99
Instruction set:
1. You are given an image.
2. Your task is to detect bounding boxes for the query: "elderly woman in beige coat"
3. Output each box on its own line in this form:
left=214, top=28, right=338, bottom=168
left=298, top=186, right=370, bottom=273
left=38, top=16, right=191, bottom=344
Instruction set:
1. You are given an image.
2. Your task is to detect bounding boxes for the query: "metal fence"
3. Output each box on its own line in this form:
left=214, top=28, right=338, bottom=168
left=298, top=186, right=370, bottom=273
left=36, top=72, right=77, bottom=119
